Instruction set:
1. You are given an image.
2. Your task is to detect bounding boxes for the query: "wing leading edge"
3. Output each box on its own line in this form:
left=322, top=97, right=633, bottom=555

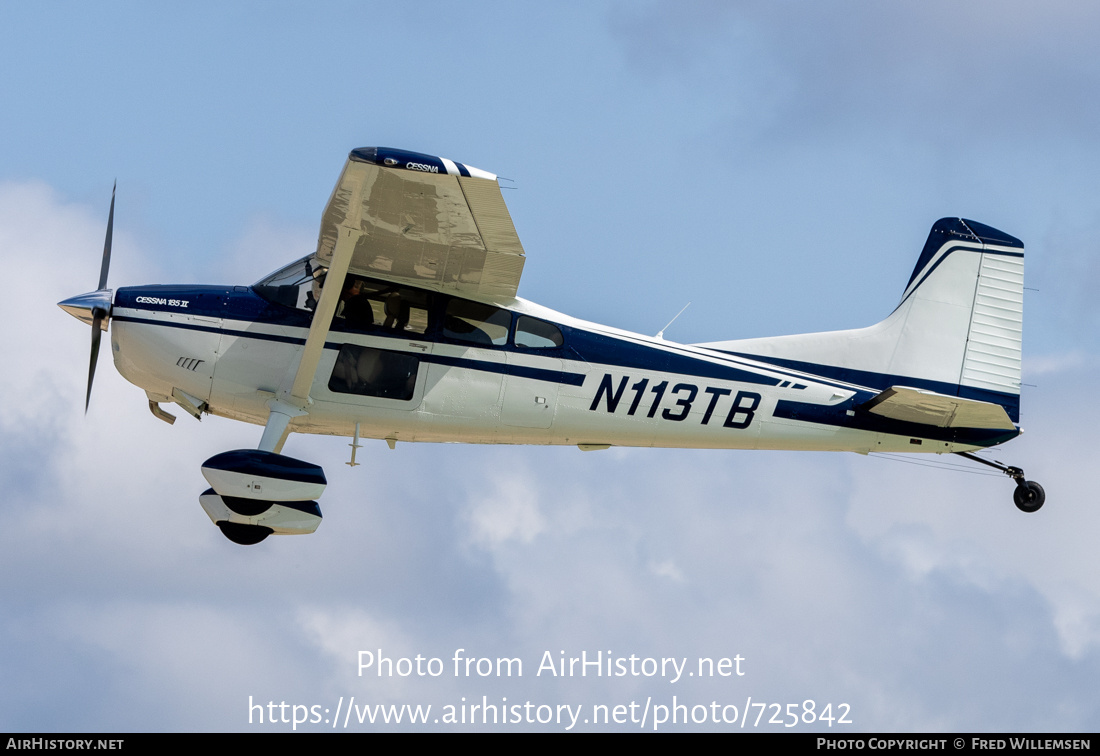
left=313, top=147, right=525, bottom=301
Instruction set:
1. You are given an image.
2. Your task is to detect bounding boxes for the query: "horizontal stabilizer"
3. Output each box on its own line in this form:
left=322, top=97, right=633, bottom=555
left=861, top=386, right=1016, bottom=430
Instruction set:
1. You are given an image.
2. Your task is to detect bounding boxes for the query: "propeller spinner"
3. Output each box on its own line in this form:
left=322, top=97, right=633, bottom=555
left=58, top=183, right=115, bottom=412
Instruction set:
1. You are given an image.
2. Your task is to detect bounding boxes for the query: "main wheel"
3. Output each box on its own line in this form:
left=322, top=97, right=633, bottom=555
left=1013, top=481, right=1045, bottom=513
left=217, top=521, right=273, bottom=545
left=222, top=495, right=273, bottom=517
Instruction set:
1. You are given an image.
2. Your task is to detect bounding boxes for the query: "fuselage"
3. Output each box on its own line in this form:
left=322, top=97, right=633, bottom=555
left=58, top=155, right=1043, bottom=537
left=109, top=274, right=1018, bottom=455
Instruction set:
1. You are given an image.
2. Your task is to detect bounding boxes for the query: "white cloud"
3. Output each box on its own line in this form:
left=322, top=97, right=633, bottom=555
left=845, top=383, right=1100, bottom=663
left=463, top=470, right=547, bottom=547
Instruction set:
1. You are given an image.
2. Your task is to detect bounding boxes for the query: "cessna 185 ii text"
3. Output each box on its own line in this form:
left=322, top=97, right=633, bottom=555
left=59, top=147, right=1044, bottom=545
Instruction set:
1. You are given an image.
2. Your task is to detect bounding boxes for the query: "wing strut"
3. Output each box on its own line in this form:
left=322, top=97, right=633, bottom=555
left=261, top=183, right=362, bottom=452
left=287, top=226, right=356, bottom=406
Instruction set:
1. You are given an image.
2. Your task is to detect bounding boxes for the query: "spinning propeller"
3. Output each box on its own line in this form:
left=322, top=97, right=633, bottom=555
left=58, top=183, right=116, bottom=412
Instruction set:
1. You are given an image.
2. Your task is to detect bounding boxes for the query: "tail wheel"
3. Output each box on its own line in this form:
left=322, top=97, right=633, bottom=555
left=1013, top=481, right=1045, bottom=513
left=956, top=453, right=1045, bottom=514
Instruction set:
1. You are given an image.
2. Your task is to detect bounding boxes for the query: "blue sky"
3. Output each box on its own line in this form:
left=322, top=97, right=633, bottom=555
left=2, top=1, right=1099, bottom=732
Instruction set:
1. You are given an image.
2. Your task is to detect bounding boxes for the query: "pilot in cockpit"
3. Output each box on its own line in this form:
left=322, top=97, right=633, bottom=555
left=336, top=278, right=375, bottom=329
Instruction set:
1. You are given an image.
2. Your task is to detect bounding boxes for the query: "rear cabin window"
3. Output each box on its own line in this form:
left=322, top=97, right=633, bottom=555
left=443, top=300, right=510, bottom=346
left=514, top=316, right=564, bottom=349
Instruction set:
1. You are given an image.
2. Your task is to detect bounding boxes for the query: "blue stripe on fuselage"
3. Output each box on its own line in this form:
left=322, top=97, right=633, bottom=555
left=113, top=313, right=586, bottom=386
left=771, top=397, right=1020, bottom=447
left=561, top=328, right=779, bottom=387
left=116, top=285, right=787, bottom=390
left=116, top=285, right=311, bottom=326
left=715, top=351, right=1020, bottom=424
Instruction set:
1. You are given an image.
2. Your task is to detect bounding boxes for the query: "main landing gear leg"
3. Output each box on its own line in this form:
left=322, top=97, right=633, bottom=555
left=956, top=451, right=1045, bottom=513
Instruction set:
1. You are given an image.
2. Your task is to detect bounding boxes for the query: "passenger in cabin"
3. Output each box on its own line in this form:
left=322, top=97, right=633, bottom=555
left=381, top=289, right=411, bottom=331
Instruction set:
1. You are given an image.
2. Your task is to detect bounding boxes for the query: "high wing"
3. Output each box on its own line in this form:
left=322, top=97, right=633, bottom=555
left=312, top=146, right=525, bottom=301
left=283, top=146, right=524, bottom=409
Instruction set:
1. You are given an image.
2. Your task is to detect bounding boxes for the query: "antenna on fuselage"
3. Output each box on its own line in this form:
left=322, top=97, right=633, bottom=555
left=656, top=302, right=691, bottom=340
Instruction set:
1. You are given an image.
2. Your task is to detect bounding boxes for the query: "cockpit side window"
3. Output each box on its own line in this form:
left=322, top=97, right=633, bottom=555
left=255, top=262, right=434, bottom=337
left=442, top=299, right=510, bottom=346
left=333, top=277, right=432, bottom=335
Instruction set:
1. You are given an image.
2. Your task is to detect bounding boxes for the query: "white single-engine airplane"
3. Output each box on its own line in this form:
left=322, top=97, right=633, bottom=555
left=60, top=147, right=1044, bottom=545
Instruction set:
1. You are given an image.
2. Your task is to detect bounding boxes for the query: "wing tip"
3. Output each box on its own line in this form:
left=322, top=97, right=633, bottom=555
left=349, top=146, right=497, bottom=180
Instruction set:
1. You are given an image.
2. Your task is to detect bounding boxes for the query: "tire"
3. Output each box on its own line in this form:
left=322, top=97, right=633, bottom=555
left=1013, top=481, right=1045, bottom=513
left=222, top=495, right=273, bottom=517
left=217, top=521, right=273, bottom=545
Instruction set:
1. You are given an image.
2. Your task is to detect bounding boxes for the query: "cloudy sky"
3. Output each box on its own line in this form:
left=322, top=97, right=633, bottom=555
left=2, top=1, right=1099, bottom=732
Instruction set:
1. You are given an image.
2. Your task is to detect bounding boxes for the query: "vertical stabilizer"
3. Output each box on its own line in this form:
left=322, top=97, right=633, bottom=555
left=696, top=218, right=1025, bottom=422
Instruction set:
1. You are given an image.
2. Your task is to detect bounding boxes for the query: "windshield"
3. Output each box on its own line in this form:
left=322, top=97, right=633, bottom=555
left=253, top=255, right=323, bottom=311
